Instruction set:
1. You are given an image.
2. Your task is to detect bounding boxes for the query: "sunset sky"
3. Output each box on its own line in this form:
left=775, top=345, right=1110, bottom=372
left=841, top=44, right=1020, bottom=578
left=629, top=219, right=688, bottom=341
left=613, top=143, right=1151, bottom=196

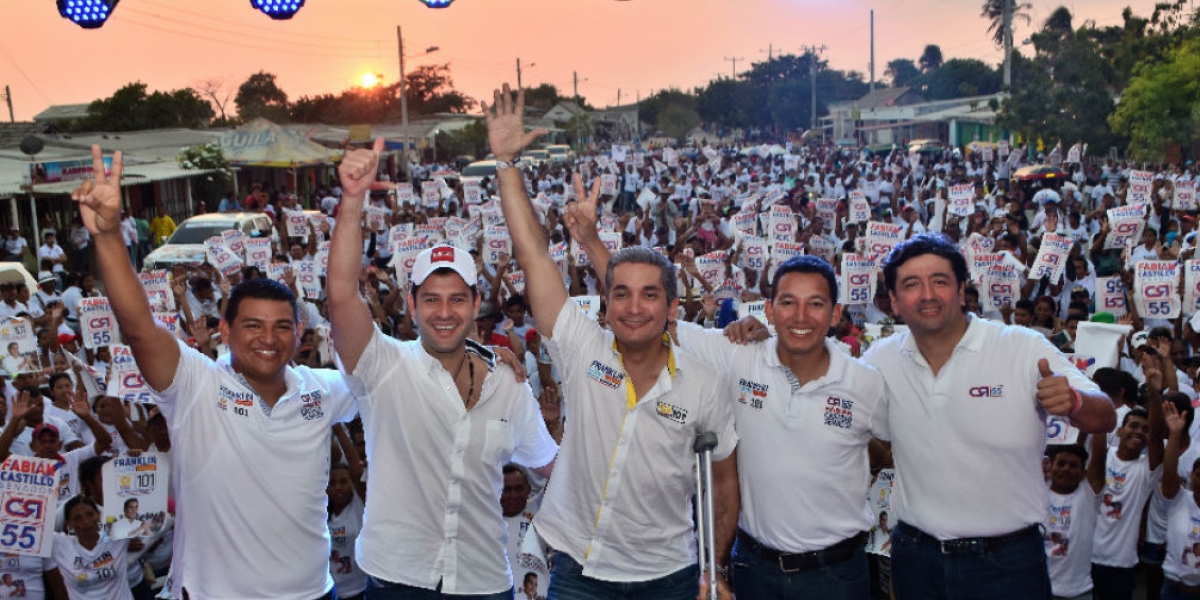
left=0, top=0, right=1166, bottom=122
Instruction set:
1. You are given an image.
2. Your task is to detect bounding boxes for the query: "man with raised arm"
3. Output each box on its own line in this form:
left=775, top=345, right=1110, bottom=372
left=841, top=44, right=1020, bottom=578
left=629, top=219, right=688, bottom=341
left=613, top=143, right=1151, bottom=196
left=483, top=83, right=739, bottom=600
left=328, top=139, right=557, bottom=599
left=71, top=145, right=359, bottom=600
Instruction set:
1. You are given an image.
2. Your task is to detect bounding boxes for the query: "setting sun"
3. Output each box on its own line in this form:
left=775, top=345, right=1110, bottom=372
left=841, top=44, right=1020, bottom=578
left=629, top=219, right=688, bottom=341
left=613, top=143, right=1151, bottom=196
left=361, top=72, right=380, bottom=88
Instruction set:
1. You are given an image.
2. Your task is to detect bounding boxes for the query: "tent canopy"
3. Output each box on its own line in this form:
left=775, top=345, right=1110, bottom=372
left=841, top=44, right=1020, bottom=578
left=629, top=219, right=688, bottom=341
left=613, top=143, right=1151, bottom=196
left=219, top=118, right=341, bottom=167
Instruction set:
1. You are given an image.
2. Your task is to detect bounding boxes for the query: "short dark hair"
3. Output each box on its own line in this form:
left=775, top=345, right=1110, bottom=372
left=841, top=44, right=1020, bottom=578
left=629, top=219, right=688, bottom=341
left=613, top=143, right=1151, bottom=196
left=124, top=498, right=138, bottom=510
left=1148, top=326, right=1173, bottom=341
left=1122, top=406, right=1150, bottom=427
left=224, top=278, right=298, bottom=323
left=882, top=233, right=968, bottom=293
left=605, top=247, right=677, bottom=305
left=770, top=255, right=838, bottom=304
left=46, top=372, right=71, bottom=395
left=1047, top=443, right=1089, bottom=465
left=1092, top=367, right=1138, bottom=404
left=63, top=495, right=100, bottom=523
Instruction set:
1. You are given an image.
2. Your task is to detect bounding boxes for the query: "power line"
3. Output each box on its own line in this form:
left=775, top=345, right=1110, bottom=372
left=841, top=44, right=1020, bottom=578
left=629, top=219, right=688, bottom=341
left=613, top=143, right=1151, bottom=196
left=133, top=1, right=388, bottom=46
left=116, top=16, right=391, bottom=59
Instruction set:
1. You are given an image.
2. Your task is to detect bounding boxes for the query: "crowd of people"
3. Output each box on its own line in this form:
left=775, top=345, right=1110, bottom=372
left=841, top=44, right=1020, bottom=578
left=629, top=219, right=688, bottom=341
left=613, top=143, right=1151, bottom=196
left=1, top=81, right=1199, bottom=600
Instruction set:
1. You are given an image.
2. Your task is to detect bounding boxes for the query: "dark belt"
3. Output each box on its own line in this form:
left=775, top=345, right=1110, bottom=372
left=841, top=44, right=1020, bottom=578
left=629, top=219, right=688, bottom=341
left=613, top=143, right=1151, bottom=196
left=736, top=528, right=867, bottom=572
left=1167, top=578, right=1200, bottom=597
left=897, top=521, right=1040, bottom=556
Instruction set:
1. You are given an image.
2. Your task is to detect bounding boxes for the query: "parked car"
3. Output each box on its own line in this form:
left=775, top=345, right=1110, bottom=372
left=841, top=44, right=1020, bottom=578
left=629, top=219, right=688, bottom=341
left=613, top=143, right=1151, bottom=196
left=142, top=212, right=278, bottom=271
left=545, top=144, right=573, bottom=164
left=460, top=159, right=498, bottom=178
left=523, top=149, right=549, bottom=168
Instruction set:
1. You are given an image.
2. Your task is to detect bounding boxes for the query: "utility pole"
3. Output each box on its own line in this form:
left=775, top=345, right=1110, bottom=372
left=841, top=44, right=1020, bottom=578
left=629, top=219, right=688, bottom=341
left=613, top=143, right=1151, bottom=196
left=3, top=86, right=12, bottom=123
left=397, top=26, right=410, bottom=181
left=573, top=71, right=580, bottom=103
left=801, top=45, right=828, bottom=131
left=869, top=10, right=875, bottom=97
left=723, top=56, right=744, bottom=79
left=517, top=58, right=523, bottom=89
left=1002, top=0, right=1014, bottom=89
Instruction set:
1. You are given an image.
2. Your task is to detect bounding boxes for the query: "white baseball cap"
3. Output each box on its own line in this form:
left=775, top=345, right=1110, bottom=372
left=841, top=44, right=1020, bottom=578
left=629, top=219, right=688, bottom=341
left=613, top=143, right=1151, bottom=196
left=410, top=244, right=477, bottom=287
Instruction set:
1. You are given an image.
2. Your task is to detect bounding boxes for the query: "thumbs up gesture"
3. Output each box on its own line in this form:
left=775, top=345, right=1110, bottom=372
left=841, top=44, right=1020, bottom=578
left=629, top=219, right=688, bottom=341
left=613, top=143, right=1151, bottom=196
left=1037, top=357, right=1077, bottom=416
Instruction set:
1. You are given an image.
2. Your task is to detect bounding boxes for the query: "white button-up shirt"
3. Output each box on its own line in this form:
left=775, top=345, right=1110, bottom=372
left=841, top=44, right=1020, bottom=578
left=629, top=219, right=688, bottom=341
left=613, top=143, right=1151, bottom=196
left=349, top=329, right=558, bottom=595
left=676, top=323, right=886, bottom=552
left=863, top=315, right=1100, bottom=539
left=535, top=300, right=737, bottom=582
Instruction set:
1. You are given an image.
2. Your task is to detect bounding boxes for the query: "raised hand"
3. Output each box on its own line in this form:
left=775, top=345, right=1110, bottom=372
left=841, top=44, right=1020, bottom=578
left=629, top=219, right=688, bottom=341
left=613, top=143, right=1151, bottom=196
left=482, top=84, right=548, bottom=162
left=338, top=137, right=386, bottom=211
left=70, top=385, right=92, bottom=417
left=563, top=174, right=601, bottom=243
left=1165, top=400, right=1186, bottom=436
left=11, top=390, right=30, bottom=425
left=71, top=145, right=124, bottom=237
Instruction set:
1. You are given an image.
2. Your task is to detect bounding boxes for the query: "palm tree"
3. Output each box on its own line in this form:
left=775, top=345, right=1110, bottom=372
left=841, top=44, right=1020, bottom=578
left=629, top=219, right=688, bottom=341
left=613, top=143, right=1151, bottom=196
left=981, top=0, right=1033, bottom=47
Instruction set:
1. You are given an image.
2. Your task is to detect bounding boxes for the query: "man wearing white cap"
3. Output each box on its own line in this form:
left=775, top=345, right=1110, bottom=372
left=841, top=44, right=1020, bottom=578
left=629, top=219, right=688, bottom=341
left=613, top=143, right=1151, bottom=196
left=329, top=138, right=558, bottom=599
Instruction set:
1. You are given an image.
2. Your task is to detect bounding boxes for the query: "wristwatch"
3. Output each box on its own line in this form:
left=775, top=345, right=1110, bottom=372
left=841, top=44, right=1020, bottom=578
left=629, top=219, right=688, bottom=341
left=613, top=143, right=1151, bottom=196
left=495, top=158, right=517, bottom=170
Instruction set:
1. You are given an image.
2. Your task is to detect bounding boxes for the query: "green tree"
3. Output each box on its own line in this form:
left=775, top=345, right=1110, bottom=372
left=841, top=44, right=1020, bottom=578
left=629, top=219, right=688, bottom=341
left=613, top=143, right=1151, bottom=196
left=919, top=45, right=944, bottom=72
left=638, top=89, right=696, bottom=133
left=1109, top=36, right=1200, bottom=161
left=656, top=104, right=700, bottom=142
left=885, top=59, right=921, bottom=87
left=998, top=19, right=1121, bottom=152
left=235, top=71, right=290, bottom=123
left=403, top=63, right=476, bottom=115
left=523, top=83, right=561, bottom=111
left=76, top=82, right=214, bottom=132
left=911, top=58, right=1001, bottom=100
left=177, top=142, right=234, bottom=206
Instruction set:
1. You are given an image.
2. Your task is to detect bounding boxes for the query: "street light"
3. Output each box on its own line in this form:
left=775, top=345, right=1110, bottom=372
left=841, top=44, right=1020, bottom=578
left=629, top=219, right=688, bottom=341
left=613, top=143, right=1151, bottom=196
left=398, top=27, right=440, bottom=180
left=250, top=0, right=305, bottom=20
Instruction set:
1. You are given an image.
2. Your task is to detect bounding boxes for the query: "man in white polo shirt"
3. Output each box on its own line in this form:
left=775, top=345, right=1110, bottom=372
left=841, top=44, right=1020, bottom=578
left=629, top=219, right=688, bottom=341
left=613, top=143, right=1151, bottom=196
left=485, top=84, right=739, bottom=600
left=329, top=139, right=558, bottom=599
left=576, top=205, right=884, bottom=597
left=71, top=145, right=359, bottom=600
left=862, top=233, right=1115, bottom=600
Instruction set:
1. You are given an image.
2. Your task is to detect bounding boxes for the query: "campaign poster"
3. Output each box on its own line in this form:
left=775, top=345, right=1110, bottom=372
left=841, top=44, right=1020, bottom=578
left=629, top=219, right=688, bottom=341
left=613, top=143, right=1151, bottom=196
left=1185, top=260, right=1200, bottom=314
left=106, top=345, right=156, bottom=405
left=1175, top=179, right=1197, bottom=212
left=285, top=212, right=310, bottom=238
left=849, top=191, right=871, bottom=224
left=0, top=318, right=40, bottom=376
left=1134, top=261, right=1180, bottom=320
left=139, top=271, right=175, bottom=313
left=1029, top=233, right=1073, bottom=285
left=79, top=298, right=119, bottom=350
left=396, top=182, right=415, bottom=205
left=101, top=452, right=170, bottom=541
left=0, top=455, right=58, bottom=556
left=840, top=254, right=877, bottom=306
left=1095, top=275, right=1128, bottom=317
left=243, top=238, right=272, bottom=271
left=948, top=184, right=974, bottom=217
left=484, top=226, right=511, bottom=266
left=866, top=469, right=895, bottom=557
left=571, top=296, right=601, bottom=321
left=865, top=222, right=904, bottom=261
left=204, top=237, right=242, bottom=278
left=739, top=236, right=768, bottom=271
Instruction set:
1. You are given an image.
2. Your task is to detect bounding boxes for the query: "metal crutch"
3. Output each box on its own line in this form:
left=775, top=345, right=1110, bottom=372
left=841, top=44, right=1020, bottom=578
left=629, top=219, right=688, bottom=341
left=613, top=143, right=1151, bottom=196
left=694, top=430, right=719, bottom=600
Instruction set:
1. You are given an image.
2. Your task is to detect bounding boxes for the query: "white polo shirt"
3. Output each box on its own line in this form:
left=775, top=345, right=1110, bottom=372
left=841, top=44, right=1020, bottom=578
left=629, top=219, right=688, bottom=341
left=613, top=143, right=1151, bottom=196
left=862, top=315, right=1100, bottom=539
left=348, top=329, right=558, bottom=595
left=155, top=341, right=358, bottom=600
left=535, top=300, right=737, bottom=582
left=675, top=323, right=886, bottom=552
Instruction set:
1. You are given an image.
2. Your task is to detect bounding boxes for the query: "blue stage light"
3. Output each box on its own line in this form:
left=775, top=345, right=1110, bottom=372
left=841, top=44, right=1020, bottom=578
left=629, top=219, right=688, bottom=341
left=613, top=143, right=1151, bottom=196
left=251, top=0, right=305, bottom=20
left=418, top=0, right=455, bottom=7
left=56, top=0, right=120, bottom=29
